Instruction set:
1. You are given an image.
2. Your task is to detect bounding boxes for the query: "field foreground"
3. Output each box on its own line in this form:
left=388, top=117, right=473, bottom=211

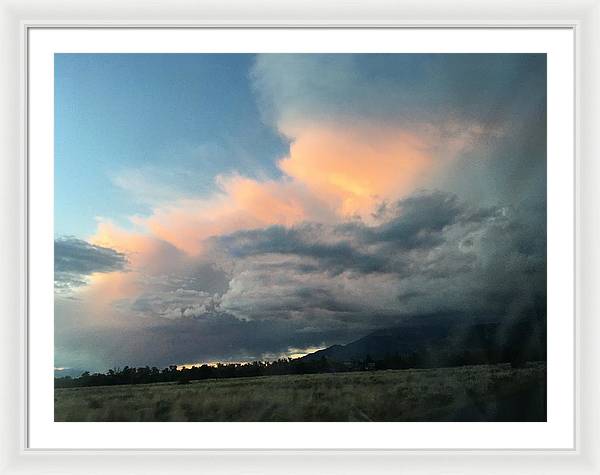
left=55, top=362, right=546, bottom=422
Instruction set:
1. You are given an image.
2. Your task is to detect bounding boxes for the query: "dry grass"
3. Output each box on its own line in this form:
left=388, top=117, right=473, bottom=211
left=54, top=362, right=546, bottom=422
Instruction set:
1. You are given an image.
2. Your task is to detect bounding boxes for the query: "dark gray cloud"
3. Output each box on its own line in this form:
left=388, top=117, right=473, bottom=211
left=365, top=191, right=468, bottom=247
left=120, top=261, right=230, bottom=320
left=54, top=237, right=127, bottom=290
left=252, top=54, right=546, bottom=131
left=54, top=190, right=545, bottom=372
left=215, top=191, right=545, bottom=331
left=215, top=192, right=495, bottom=276
left=54, top=304, right=349, bottom=370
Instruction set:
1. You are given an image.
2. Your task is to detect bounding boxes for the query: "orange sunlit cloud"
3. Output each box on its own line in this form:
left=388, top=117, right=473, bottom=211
left=140, top=175, right=322, bottom=255
left=86, top=221, right=189, bottom=314
left=82, top=270, right=141, bottom=313
left=85, top=120, right=480, bottom=290
left=279, top=124, right=434, bottom=217
left=96, top=122, right=453, bottom=258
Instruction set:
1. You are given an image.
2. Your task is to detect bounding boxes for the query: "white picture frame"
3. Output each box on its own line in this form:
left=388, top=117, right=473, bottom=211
left=0, top=0, right=598, bottom=473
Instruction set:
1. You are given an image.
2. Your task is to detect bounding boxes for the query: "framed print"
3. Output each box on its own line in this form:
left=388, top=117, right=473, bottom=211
left=32, top=26, right=571, bottom=447
left=0, top=0, right=598, bottom=474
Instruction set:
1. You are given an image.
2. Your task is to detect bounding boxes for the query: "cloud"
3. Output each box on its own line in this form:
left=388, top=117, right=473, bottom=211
left=55, top=54, right=547, bottom=371
left=54, top=237, right=127, bottom=291
left=54, top=309, right=347, bottom=370
left=93, top=55, right=544, bottom=257
left=84, top=221, right=230, bottom=318
left=214, top=191, right=545, bottom=329
left=122, top=262, right=230, bottom=320
left=101, top=122, right=475, bottom=256
left=252, top=53, right=546, bottom=209
left=277, top=125, right=437, bottom=217
left=251, top=53, right=546, bottom=133
left=216, top=191, right=487, bottom=271
left=55, top=189, right=545, bottom=371
left=109, top=142, right=271, bottom=207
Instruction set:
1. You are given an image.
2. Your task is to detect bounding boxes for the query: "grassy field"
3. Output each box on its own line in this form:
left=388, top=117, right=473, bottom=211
left=54, top=362, right=546, bottom=422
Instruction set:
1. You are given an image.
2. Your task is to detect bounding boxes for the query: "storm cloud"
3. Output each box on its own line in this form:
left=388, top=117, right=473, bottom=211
left=252, top=54, right=546, bottom=136
left=54, top=54, right=547, bottom=371
left=215, top=191, right=545, bottom=329
left=54, top=237, right=127, bottom=290
left=252, top=53, right=547, bottom=209
left=55, top=189, right=545, bottom=371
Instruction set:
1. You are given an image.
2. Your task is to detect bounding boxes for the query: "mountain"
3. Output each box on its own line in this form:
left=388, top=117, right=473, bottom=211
left=301, top=315, right=546, bottom=367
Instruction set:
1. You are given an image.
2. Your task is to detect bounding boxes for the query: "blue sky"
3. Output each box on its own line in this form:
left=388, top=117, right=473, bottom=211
left=55, top=53, right=288, bottom=237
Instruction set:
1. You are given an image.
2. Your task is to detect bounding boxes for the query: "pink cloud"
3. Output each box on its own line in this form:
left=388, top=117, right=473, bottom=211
left=90, top=121, right=482, bottom=257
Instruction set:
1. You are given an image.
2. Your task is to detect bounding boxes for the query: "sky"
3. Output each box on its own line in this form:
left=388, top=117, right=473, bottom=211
left=54, top=53, right=547, bottom=373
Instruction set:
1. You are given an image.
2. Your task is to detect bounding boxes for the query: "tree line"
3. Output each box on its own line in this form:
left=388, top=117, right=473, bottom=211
left=54, top=356, right=393, bottom=388
left=54, top=346, right=542, bottom=389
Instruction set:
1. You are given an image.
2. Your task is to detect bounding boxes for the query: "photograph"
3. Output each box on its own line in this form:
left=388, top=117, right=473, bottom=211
left=53, top=52, right=547, bottom=423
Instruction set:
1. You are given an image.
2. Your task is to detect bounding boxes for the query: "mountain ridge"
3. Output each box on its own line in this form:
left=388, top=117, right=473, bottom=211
left=300, top=315, right=546, bottom=367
